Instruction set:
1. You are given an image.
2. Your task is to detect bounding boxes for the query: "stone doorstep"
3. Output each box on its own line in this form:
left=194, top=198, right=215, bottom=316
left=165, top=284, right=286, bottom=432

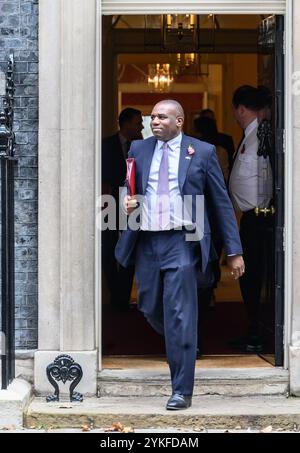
left=25, top=395, right=300, bottom=431
left=97, top=368, right=289, bottom=397
left=0, top=379, right=32, bottom=428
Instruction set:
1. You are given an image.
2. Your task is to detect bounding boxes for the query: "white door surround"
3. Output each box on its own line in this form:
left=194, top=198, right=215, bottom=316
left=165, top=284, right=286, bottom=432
left=97, top=0, right=293, bottom=372
left=101, top=1, right=286, bottom=15
left=37, top=0, right=300, bottom=396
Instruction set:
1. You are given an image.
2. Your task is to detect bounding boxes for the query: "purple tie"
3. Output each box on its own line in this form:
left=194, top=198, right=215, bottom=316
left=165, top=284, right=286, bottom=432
left=157, top=142, right=170, bottom=229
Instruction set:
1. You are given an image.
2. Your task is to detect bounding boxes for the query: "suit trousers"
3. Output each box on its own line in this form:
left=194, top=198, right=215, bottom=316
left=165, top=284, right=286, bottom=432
left=135, top=230, right=200, bottom=395
left=239, top=209, right=273, bottom=335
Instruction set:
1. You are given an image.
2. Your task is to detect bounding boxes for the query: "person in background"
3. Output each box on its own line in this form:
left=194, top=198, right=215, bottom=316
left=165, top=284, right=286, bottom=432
left=229, top=85, right=273, bottom=353
left=199, top=108, right=235, bottom=169
left=102, top=108, right=144, bottom=311
left=194, top=116, right=229, bottom=182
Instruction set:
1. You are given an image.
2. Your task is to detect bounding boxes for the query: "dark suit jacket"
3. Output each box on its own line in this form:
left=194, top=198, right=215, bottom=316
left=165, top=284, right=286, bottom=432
left=102, top=133, right=126, bottom=202
left=115, top=134, right=242, bottom=271
left=216, top=132, right=235, bottom=168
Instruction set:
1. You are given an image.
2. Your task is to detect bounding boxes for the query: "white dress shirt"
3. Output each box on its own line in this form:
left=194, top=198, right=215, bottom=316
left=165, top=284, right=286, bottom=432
left=141, top=133, right=193, bottom=231
left=229, top=118, right=273, bottom=213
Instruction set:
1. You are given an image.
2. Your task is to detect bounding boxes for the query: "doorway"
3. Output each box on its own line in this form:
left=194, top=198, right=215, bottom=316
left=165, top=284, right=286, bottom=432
left=101, top=13, right=285, bottom=366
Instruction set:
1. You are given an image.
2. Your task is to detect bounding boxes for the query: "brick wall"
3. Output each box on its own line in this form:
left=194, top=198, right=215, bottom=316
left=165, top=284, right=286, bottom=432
left=0, top=0, right=38, bottom=349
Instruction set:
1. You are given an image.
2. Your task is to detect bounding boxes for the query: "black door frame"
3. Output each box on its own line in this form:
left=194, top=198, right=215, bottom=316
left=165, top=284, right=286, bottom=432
left=274, top=15, right=285, bottom=366
left=257, top=14, right=285, bottom=366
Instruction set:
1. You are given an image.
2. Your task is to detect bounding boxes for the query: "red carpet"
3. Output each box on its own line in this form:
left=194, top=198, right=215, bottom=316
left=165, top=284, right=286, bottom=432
left=102, top=302, right=274, bottom=355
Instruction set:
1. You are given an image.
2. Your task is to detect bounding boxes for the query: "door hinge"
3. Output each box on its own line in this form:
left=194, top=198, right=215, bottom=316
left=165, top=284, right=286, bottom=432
left=282, top=226, right=286, bottom=252
left=282, top=30, right=286, bottom=55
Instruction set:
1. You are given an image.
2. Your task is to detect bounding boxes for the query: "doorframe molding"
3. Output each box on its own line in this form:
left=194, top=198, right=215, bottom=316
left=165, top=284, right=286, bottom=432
left=95, top=0, right=102, bottom=370
left=284, top=0, right=293, bottom=370
left=97, top=0, right=292, bottom=369
left=101, top=0, right=286, bottom=14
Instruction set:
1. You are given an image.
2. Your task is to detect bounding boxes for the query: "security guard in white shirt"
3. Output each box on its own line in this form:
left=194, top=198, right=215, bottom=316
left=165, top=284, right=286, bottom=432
left=229, top=85, right=273, bottom=352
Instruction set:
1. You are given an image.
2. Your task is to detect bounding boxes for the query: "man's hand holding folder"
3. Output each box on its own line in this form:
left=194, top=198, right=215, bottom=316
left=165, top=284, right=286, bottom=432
left=124, top=158, right=138, bottom=214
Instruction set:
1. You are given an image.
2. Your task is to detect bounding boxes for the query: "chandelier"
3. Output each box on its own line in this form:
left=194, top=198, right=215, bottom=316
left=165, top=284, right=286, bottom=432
left=177, top=52, right=196, bottom=67
left=162, top=14, right=199, bottom=50
left=144, top=14, right=217, bottom=52
left=175, top=53, right=209, bottom=77
left=148, top=63, right=174, bottom=92
left=165, top=14, right=196, bottom=39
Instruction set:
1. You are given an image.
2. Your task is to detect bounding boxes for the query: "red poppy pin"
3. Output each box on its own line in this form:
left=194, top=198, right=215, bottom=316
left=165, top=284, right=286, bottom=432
left=187, top=144, right=195, bottom=156
left=240, top=144, right=246, bottom=154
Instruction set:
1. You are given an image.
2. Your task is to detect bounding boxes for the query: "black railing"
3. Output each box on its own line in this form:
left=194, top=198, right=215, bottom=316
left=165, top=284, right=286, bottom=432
left=0, top=54, right=16, bottom=389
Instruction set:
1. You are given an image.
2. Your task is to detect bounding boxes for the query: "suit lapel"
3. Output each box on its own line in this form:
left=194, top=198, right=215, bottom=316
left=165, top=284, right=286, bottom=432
left=142, top=136, right=156, bottom=194
left=178, top=134, right=193, bottom=194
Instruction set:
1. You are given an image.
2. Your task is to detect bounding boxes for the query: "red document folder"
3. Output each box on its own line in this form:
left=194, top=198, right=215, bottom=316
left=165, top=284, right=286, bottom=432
left=126, top=158, right=136, bottom=196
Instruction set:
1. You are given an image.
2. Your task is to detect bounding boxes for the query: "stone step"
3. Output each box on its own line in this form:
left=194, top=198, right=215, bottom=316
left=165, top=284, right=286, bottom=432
left=97, top=368, right=289, bottom=397
left=25, top=394, right=300, bottom=431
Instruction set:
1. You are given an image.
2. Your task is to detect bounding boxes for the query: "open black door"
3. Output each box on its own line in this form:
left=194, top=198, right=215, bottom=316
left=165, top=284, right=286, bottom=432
left=257, top=15, right=284, bottom=366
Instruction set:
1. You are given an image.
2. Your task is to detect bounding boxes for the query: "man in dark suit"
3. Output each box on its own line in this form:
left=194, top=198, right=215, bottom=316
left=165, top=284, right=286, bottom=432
left=102, top=108, right=144, bottom=311
left=115, top=100, right=244, bottom=410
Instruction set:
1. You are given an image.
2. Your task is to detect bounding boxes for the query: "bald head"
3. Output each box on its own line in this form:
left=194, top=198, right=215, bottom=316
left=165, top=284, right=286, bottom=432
left=150, top=100, right=185, bottom=141
left=154, top=100, right=185, bottom=119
